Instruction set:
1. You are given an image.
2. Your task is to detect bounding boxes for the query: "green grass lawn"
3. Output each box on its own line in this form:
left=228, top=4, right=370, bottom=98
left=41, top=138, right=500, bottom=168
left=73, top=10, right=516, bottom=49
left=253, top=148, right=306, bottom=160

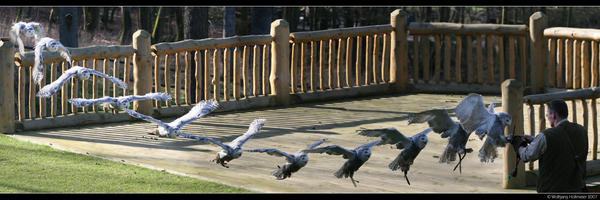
left=0, top=134, right=252, bottom=193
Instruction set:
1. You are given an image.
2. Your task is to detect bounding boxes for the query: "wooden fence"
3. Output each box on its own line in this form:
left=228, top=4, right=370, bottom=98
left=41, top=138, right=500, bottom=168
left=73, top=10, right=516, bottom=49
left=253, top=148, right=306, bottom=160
left=545, top=27, right=600, bottom=89
left=0, top=11, right=553, bottom=133
left=408, top=23, right=529, bottom=92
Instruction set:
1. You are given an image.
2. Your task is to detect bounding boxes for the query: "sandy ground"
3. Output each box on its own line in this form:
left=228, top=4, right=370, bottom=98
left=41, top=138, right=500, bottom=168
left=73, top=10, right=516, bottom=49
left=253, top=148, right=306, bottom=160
left=9, top=93, right=539, bottom=193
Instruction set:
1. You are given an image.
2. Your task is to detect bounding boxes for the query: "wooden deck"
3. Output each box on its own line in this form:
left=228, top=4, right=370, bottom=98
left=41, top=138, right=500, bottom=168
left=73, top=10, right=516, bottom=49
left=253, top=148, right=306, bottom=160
left=9, top=93, right=540, bottom=193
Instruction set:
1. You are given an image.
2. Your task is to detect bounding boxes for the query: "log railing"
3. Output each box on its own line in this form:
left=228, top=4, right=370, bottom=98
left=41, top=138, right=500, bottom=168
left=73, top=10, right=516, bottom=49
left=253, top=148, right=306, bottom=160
left=544, top=27, right=600, bottom=89
left=288, top=25, right=394, bottom=93
left=13, top=45, right=135, bottom=121
left=408, top=22, right=530, bottom=91
left=521, top=87, right=600, bottom=180
left=151, top=35, right=273, bottom=107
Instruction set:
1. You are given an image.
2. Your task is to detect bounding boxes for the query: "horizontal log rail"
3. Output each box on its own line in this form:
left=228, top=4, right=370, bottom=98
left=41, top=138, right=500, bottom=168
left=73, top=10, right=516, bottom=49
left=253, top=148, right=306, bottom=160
left=523, top=87, right=600, bottom=105
left=151, top=35, right=273, bottom=55
left=408, top=22, right=529, bottom=35
left=289, top=25, right=393, bottom=42
left=14, top=45, right=134, bottom=67
left=545, top=27, right=600, bottom=41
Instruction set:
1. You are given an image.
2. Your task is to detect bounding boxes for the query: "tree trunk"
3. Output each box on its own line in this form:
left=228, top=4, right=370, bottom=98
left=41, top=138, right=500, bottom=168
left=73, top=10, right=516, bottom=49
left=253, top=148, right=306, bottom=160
left=501, top=7, right=506, bottom=24
left=567, top=7, right=572, bottom=27
left=283, top=7, right=299, bottom=32
left=152, top=6, right=163, bottom=43
left=16, top=7, right=22, bottom=22
left=119, top=7, right=132, bottom=45
left=424, top=7, right=432, bottom=22
left=171, top=8, right=183, bottom=41
left=58, top=7, right=79, bottom=48
left=109, top=7, right=117, bottom=23
left=101, top=7, right=109, bottom=30
left=224, top=7, right=236, bottom=37
left=84, top=7, right=100, bottom=33
left=251, top=7, right=273, bottom=34
left=137, top=7, right=152, bottom=32
left=440, top=7, right=450, bottom=22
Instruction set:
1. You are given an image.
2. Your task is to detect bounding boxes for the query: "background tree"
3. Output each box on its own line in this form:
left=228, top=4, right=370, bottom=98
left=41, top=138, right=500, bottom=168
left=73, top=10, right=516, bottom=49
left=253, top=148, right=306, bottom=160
left=119, top=6, right=132, bottom=45
left=174, top=7, right=184, bottom=41
left=282, top=7, right=299, bottom=32
left=250, top=7, right=273, bottom=34
left=84, top=7, right=99, bottom=34
left=58, top=7, right=79, bottom=47
left=151, top=6, right=163, bottom=43
left=138, top=7, right=152, bottom=32
left=224, top=7, right=235, bottom=37
left=101, top=7, right=110, bottom=30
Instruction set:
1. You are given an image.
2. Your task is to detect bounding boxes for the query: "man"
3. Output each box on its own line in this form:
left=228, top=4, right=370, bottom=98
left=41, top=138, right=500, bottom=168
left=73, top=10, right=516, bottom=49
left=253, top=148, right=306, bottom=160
left=512, top=99, right=588, bottom=192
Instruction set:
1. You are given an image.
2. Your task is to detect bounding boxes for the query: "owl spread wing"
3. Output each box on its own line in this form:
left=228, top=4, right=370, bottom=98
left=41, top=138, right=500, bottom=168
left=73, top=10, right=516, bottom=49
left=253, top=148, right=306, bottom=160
left=167, top=100, right=219, bottom=131
left=68, top=96, right=117, bottom=107
left=123, top=108, right=173, bottom=133
left=302, top=145, right=356, bottom=159
left=37, top=66, right=80, bottom=98
left=85, top=68, right=128, bottom=89
left=408, top=108, right=458, bottom=135
left=244, top=148, right=295, bottom=162
left=228, top=119, right=267, bottom=150
left=356, top=128, right=411, bottom=148
left=178, top=131, right=232, bottom=152
left=299, top=138, right=329, bottom=152
left=455, top=93, right=496, bottom=135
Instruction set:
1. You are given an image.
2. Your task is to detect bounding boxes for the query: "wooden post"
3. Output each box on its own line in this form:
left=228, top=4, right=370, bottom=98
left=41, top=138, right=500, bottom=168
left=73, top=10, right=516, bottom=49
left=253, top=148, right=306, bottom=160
left=413, top=35, right=420, bottom=83
left=456, top=35, right=463, bottom=84
left=270, top=19, right=291, bottom=105
left=213, top=49, right=221, bottom=100
left=132, top=30, right=153, bottom=115
left=290, top=43, right=297, bottom=93
left=509, top=36, right=516, bottom=79
left=312, top=41, right=317, bottom=91
left=0, top=39, right=15, bottom=133
left=548, top=39, right=556, bottom=87
left=529, top=12, right=547, bottom=93
left=434, top=35, right=441, bottom=83
left=593, top=98, right=598, bottom=160
left=233, top=47, right=240, bottom=100
left=243, top=46, right=250, bottom=98
left=302, top=42, right=307, bottom=91
left=477, top=35, right=484, bottom=85
left=253, top=46, right=260, bottom=96
left=575, top=41, right=581, bottom=89
left=195, top=51, right=201, bottom=102
left=567, top=39, right=573, bottom=89
left=346, top=38, right=352, bottom=87
left=467, top=35, right=474, bottom=83
left=528, top=104, right=536, bottom=171
left=583, top=41, right=591, bottom=88
left=390, top=9, right=408, bottom=90
left=498, top=35, right=505, bottom=83
left=487, top=35, right=495, bottom=85
left=592, top=41, right=598, bottom=87
left=204, top=50, right=210, bottom=100
left=502, top=79, right=525, bottom=189
left=355, top=36, right=362, bottom=87
left=558, top=38, right=564, bottom=88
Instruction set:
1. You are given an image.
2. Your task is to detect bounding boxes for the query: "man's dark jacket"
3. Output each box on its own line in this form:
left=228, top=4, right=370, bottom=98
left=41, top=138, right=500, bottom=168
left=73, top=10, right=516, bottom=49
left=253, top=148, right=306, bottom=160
left=538, top=121, right=588, bottom=192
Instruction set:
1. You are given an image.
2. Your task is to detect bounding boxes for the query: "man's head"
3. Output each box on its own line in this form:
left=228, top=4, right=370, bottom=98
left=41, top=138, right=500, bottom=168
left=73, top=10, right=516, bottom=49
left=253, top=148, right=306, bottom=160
left=545, top=99, right=568, bottom=127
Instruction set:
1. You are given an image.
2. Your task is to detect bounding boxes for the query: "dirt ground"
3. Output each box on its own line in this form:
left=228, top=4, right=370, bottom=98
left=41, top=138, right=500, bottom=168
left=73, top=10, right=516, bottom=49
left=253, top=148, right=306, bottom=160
left=9, top=93, right=540, bottom=193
